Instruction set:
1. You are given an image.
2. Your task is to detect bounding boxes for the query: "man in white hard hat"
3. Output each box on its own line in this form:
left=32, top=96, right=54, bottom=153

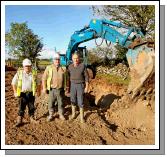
left=42, top=53, right=67, bottom=121
left=11, top=58, right=40, bottom=127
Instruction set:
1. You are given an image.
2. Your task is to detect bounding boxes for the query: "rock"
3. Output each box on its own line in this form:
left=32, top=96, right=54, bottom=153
left=125, top=105, right=128, bottom=109
left=96, top=64, right=128, bottom=79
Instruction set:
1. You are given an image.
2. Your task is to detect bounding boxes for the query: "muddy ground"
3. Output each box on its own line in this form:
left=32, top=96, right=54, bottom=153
left=5, top=71, right=155, bottom=145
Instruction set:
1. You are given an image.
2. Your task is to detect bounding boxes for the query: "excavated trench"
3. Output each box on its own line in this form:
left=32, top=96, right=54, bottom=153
left=5, top=71, right=155, bottom=145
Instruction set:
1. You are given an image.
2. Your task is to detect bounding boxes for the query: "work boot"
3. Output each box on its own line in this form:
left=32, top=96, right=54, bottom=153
left=80, top=108, right=85, bottom=123
left=69, top=105, right=76, bottom=120
left=59, top=113, right=65, bottom=121
left=47, top=112, right=54, bottom=122
left=30, top=116, right=38, bottom=124
left=15, top=116, right=23, bottom=127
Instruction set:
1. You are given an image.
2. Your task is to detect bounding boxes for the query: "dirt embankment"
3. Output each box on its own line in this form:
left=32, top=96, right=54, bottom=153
left=5, top=71, right=155, bottom=145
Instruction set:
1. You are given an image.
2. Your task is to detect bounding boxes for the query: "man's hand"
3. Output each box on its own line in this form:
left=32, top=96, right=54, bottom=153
left=65, top=91, right=70, bottom=97
left=84, top=82, right=89, bottom=93
left=84, top=87, right=88, bottom=93
left=14, top=92, right=18, bottom=98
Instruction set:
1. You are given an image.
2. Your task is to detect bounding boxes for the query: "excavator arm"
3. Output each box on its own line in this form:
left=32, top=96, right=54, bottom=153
left=61, top=19, right=155, bottom=97
left=61, top=19, right=144, bottom=65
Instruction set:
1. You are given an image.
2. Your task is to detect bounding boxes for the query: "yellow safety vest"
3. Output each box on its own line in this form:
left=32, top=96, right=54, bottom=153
left=46, top=65, right=67, bottom=91
left=17, top=68, right=37, bottom=96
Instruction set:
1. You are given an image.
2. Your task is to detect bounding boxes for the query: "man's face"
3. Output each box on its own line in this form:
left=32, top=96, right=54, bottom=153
left=72, top=54, right=80, bottom=65
left=53, top=58, right=60, bottom=67
left=23, top=65, right=32, bottom=73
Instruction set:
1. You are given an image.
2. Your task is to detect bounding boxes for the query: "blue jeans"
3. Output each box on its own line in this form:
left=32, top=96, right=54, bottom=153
left=70, top=82, right=84, bottom=108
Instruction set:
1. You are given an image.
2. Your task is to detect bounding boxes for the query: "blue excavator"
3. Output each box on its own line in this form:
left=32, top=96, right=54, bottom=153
left=60, top=19, right=155, bottom=97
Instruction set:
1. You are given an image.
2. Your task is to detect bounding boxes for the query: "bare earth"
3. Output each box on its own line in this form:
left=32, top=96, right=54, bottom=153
left=5, top=71, right=155, bottom=145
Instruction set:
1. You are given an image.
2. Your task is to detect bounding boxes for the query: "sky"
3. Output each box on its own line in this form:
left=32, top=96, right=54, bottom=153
left=5, top=5, right=99, bottom=59
left=4, top=1, right=159, bottom=60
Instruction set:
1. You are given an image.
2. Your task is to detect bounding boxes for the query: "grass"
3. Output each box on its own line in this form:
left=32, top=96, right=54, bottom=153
left=38, top=60, right=51, bottom=65
left=6, top=59, right=51, bottom=66
left=96, top=73, right=130, bottom=85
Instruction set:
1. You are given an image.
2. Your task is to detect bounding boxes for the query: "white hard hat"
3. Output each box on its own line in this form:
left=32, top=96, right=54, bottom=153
left=53, top=53, right=60, bottom=60
left=22, top=58, right=32, bottom=66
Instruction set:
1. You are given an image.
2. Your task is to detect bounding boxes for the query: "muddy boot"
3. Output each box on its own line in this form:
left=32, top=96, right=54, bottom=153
left=69, top=105, right=76, bottom=120
left=30, top=116, right=38, bottom=124
left=59, top=113, right=65, bottom=121
left=80, top=107, right=85, bottom=123
left=15, top=116, right=23, bottom=127
left=47, top=111, right=54, bottom=122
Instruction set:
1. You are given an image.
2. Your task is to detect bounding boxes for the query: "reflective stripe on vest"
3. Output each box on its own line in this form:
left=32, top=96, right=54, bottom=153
left=17, top=68, right=37, bottom=96
left=47, top=66, right=53, bottom=91
left=17, top=68, right=23, bottom=97
left=32, top=69, right=37, bottom=96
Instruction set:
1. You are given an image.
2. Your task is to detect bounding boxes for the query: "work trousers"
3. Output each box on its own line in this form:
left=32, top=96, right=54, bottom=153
left=70, top=82, right=84, bottom=108
left=18, top=92, right=35, bottom=117
left=48, top=88, right=64, bottom=114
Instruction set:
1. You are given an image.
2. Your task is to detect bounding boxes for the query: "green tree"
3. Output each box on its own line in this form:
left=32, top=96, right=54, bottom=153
left=19, top=30, right=43, bottom=64
left=92, top=5, right=155, bottom=37
left=114, top=44, right=128, bottom=66
left=88, top=46, right=116, bottom=66
left=91, top=5, right=155, bottom=67
left=87, top=49, right=102, bottom=65
left=5, top=22, right=43, bottom=65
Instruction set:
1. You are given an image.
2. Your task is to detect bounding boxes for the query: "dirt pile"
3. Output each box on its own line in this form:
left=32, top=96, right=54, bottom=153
left=5, top=65, right=16, bottom=71
left=5, top=71, right=155, bottom=145
left=88, top=77, right=155, bottom=144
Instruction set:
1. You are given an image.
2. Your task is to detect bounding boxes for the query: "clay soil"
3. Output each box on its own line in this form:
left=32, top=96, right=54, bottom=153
left=5, top=71, right=155, bottom=145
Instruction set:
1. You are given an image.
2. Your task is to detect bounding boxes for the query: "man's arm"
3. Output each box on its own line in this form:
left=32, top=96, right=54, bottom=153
left=12, top=85, right=17, bottom=95
left=84, top=81, right=89, bottom=93
left=64, top=66, right=70, bottom=94
left=84, top=67, right=89, bottom=93
left=11, top=72, right=19, bottom=97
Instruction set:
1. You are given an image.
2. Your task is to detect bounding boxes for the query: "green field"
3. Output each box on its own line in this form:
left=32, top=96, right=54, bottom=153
left=96, top=73, right=130, bottom=85
left=38, top=60, right=51, bottom=65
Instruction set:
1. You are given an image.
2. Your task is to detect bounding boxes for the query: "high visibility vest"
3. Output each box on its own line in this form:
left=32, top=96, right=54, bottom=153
left=46, top=65, right=67, bottom=91
left=17, top=68, right=37, bottom=96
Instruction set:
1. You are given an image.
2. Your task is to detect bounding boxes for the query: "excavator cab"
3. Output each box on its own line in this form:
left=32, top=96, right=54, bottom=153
left=75, top=46, right=95, bottom=79
left=60, top=47, right=88, bottom=66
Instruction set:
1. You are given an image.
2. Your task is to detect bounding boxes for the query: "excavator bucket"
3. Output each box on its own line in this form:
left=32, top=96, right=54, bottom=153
left=126, top=40, right=155, bottom=98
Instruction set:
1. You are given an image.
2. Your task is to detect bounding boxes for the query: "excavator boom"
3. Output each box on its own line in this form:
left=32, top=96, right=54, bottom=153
left=61, top=19, right=155, bottom=97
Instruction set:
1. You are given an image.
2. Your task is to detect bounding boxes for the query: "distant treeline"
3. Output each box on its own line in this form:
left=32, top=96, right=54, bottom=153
left=5, top=58, right=51, bottom=69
